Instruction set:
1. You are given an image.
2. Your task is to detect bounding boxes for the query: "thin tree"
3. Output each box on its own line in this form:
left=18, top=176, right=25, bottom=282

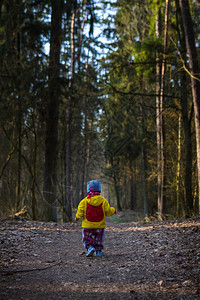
left=140, top=103, right=148, bottom=216
left=155, top=4, right=162, bottom=218
left=157, top=0, right=170, bottom=219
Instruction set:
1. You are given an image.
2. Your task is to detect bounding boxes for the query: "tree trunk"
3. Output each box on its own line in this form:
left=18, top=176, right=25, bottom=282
left=16, top=79, right=22, bottom=212
left=155, top=5, right=162, bottom=218
left=43, top=0, right=63, bottom=221
left=64, top=7, right=76, bottom=222
left=114, top=174, right=122, bottom=211
left=81, top=62, right=89, bottom=199
left=140, top=103, right=148, bottom=216
left=158, top=0, right=170, bottom=219
left=175, top=0, right=193, bottom=215
left=130, top=160, right=136, bottom=211
left=179, top=0, right=200, bottom=214
left=183, top=105, right=193, bottom=215
left=31, top=115, right=38, bottom=221
left=130, top=178, right=136, bottom=211
left=111, top=157, right=122, bottom=211
left=15, top=0, right=22, bottom=211
left=180, top=33, right=193, bottom=215
left=65, top=124, right=72, bottom=221
left=176, top=115, right=181, bottom=216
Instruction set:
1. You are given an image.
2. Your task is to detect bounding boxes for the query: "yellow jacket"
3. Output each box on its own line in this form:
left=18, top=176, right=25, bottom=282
left=76, top=195, right=116, bottom=228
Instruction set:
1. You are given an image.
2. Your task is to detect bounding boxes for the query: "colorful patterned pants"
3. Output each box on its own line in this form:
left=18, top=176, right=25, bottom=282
left=82, top=228, right=105, bottom=250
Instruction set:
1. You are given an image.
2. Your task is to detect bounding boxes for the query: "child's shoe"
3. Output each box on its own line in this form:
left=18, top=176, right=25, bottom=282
left=86, top=246, right=95, bottom=257
left=95, top=250, right=103, bottom=257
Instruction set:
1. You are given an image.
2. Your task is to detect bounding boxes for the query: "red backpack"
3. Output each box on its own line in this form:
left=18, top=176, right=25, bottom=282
left=86, top=202, right=104, bottom=222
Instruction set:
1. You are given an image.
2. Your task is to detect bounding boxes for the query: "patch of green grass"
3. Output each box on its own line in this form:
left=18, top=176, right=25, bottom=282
left=109, top=210, right=144, bottom=224
left=109, top=215, right=123, bottom=224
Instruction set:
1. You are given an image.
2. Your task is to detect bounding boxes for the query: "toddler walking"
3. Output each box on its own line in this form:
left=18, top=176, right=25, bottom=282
left=75, top=180, right=116, bottom=257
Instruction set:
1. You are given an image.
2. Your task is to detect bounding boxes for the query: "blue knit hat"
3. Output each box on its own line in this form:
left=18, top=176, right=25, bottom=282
left=87, top=180, right=101, bottom=193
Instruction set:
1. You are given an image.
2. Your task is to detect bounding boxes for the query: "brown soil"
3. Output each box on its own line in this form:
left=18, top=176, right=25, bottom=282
left=0, top=215, right=200, bottom=299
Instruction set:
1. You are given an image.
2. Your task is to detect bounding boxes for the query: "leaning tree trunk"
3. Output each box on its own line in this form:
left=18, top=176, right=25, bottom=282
left=43, top=0, right=63, bottom=221
left=179, top=0, right=200, bottom=214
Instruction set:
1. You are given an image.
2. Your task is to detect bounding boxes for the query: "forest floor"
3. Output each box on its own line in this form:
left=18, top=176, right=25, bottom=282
left=0, top=212, right=200, bottom=300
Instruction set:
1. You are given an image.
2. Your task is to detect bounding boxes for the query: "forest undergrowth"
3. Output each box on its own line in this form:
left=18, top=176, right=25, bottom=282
left=0, top=213, right=200, bottom=299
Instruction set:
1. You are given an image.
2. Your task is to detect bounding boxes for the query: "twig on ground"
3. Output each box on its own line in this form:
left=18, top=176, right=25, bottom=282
left=1, top=258, right=63, bottom=276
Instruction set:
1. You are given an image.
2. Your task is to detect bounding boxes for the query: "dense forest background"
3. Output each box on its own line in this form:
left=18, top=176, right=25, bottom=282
left=0, top=0, right=200, bottom=222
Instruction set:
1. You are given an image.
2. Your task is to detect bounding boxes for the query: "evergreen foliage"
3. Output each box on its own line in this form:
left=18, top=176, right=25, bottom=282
left=0, top=0, right=199, bottom=220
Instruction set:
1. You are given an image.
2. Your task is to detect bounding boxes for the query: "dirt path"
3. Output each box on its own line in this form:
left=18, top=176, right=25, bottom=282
left=0, top=217, right=200, bottom=299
